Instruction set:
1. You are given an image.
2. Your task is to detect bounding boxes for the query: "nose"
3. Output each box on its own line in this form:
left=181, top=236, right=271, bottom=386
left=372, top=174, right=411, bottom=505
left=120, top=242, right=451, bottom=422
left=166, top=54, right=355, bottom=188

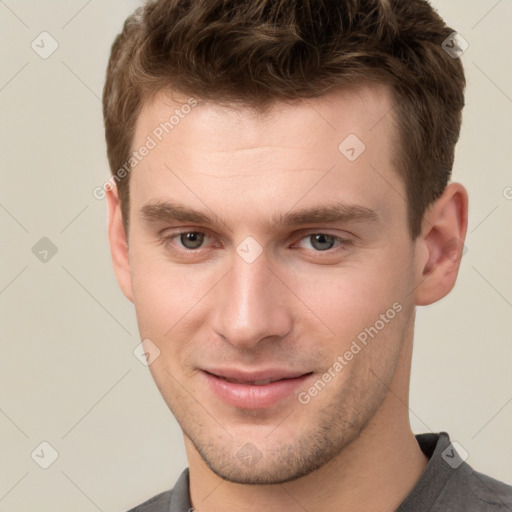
left=210, top=249, right=293, bottom=349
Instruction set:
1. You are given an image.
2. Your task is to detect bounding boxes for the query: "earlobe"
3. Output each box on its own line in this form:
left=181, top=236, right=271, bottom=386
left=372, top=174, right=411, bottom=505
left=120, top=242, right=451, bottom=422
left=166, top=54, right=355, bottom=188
left=106, top=186, right=134, bottom=303
left=414, top=182, right=469, bottom=306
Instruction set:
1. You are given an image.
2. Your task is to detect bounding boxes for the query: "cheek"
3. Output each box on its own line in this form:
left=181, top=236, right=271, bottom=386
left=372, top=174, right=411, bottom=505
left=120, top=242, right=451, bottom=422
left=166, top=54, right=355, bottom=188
left=129, top=245, right=221, bottom=345
left=129, top=249, right=185, bottom=337
left=285, top=254, right=412, bottom=376
left=291, top=261, right=402, bottom=331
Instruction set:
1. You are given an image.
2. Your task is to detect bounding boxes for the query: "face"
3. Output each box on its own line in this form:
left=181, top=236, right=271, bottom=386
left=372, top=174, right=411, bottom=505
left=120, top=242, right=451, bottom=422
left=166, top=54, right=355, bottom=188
left=112, top=85, right=423, bottom=484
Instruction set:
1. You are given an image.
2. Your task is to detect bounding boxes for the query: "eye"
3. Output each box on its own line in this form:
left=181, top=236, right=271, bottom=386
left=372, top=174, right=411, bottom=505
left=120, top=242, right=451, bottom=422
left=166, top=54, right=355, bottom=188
left=178, top=231, right=205, bottom=249
left=296, top=233, right=351, bottom=251
left=159, top=231, right=209, bottom=251
left=158, top=230, right=352, bottom=256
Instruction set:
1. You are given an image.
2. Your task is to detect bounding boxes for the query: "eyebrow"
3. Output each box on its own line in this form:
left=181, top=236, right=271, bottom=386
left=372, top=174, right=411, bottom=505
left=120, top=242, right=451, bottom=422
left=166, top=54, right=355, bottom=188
left=140, top=200, right=380, bottom=229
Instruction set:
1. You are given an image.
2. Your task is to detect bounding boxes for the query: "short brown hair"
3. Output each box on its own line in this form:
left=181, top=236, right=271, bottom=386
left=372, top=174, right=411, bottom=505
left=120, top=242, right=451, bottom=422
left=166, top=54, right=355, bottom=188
left=103, top=0, right=465, bottom=240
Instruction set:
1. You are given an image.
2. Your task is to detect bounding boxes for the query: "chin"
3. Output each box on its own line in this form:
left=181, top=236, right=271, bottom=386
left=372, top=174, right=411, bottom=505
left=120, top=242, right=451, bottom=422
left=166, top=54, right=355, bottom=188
left=188, top=425, right=352, bottom=486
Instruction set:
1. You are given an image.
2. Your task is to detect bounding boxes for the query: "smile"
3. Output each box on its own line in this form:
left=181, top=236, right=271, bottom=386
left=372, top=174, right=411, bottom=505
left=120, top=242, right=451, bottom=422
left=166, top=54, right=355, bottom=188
left=201, top=369, right=314, bottom=409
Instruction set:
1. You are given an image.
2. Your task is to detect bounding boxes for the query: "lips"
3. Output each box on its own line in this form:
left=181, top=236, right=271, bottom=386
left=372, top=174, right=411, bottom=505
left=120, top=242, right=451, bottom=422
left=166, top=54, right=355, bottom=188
left=201, top=368, right=313, bottom=409
left=216, top=375, right=282, bottom=386
left=204, top=368, right=310, bottom=381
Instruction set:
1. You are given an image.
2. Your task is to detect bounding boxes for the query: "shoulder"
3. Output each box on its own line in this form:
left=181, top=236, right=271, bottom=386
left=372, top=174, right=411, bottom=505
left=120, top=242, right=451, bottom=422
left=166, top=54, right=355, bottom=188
left=402, top=432, right=512, bottom=512
left=438, top=464, right=512, bottom=511
left=125, top=489, right=172, bottom=512
left=466, top=469, right=512, bottom=509
left=124, top=468, right=190, bottom=512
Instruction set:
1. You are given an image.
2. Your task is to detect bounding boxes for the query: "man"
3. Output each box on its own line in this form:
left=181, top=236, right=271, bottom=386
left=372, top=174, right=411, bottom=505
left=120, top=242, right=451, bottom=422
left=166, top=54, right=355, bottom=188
left=102, top=1, right=512, bottom=511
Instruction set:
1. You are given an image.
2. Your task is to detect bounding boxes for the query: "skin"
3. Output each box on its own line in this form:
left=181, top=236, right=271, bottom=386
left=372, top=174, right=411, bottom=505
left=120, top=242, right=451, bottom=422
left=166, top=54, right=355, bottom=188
left=107, top=83, right=468, bottom=512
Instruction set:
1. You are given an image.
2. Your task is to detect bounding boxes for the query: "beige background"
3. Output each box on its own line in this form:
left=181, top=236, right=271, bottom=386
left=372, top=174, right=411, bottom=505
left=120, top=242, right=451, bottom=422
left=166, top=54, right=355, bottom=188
left=1, top=1, right=511, bottom=510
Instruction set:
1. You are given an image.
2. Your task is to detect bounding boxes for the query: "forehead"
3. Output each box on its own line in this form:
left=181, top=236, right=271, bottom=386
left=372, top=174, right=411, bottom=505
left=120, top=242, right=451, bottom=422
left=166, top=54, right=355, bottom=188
left=135, top=83, right=398, bottom=150
left=129, top=83, right=405, bottom=230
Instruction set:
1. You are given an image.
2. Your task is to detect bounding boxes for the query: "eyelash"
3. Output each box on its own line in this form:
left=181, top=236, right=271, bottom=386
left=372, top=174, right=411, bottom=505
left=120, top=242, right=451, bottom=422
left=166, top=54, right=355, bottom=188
left=158, top=230, right=354, bottom=255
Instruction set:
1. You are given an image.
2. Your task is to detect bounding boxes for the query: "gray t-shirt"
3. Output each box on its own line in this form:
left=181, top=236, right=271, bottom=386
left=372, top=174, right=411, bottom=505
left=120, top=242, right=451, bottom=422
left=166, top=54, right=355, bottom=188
left=126, top=432, right=512, bottom=511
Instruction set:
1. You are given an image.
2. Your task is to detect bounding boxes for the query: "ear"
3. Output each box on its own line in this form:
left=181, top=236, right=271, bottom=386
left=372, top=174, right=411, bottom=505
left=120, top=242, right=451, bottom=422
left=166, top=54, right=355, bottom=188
left=414, top=182, right=469, bottom=306
left=106, top=185, right=134, bottom=303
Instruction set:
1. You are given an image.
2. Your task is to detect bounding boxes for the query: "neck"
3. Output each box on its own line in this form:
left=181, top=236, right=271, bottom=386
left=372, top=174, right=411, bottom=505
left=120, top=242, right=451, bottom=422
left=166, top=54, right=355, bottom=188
left=186, top=339, right=429, bottom=512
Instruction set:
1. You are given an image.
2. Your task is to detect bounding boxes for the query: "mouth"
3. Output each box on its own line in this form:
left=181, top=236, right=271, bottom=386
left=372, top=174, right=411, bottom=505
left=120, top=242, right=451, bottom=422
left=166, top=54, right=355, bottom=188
left=201, top=368, right=314, bottom=409
left=208, top=374, right=302, bottom=386
left=219, top=378, right=281, bottom=385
